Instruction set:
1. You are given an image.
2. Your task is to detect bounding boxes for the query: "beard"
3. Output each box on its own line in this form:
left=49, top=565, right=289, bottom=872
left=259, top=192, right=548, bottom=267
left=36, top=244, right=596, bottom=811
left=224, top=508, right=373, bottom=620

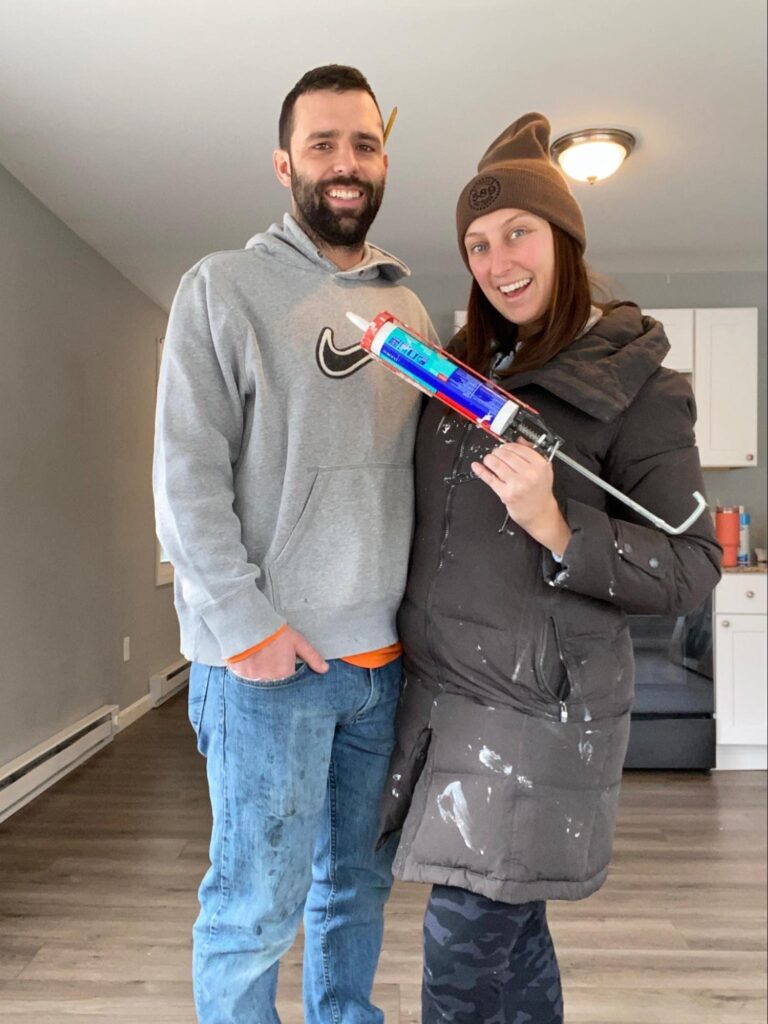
left=290, top=171, right=385, bottom=248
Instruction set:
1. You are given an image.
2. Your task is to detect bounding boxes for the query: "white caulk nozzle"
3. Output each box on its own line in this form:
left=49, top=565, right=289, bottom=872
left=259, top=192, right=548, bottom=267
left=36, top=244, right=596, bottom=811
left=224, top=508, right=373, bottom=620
left=346, top=312, right=372, bottom=333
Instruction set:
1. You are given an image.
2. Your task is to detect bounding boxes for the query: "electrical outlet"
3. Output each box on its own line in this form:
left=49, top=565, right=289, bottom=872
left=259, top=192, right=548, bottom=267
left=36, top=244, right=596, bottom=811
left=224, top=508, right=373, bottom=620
left=123, top=636, right=131, bottom=662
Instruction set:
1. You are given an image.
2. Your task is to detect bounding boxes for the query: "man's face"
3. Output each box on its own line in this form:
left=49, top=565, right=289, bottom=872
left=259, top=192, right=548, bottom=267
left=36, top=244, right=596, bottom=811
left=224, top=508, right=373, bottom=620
left=274, top=89, right=388, bottom=248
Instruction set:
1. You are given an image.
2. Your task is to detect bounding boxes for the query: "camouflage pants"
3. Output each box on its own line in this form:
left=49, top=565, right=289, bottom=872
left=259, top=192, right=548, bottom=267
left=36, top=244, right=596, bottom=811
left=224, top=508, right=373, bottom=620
left=422, top=885, right=564, bottom=1023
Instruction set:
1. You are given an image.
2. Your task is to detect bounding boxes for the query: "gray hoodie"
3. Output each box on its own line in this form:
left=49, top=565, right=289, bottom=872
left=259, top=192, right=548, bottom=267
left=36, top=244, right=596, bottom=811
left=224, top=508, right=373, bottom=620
left=153, top=214, right=435, bottom=666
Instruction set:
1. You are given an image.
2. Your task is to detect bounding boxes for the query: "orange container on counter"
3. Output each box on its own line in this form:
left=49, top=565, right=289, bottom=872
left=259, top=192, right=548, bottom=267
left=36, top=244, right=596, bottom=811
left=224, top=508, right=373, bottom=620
left=715, top=505, right=740, bottom=567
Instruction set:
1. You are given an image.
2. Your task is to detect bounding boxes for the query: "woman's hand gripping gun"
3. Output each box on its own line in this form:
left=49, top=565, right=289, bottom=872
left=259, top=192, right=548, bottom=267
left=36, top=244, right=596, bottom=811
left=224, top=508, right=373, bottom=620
left=347, top=311, right=707, bottom=536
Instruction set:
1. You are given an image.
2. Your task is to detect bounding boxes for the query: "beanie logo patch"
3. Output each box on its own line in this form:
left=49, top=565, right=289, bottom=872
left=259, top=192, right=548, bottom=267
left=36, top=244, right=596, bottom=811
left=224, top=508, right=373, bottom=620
left=468, top=176, right=501, bottom=211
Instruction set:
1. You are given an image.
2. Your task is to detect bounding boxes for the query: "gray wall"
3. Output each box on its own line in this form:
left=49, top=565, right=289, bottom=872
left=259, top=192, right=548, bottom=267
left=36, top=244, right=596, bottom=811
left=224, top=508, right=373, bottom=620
left=0, top=164, right=180, bottom=764
left=409, top=267, right=767, bottom=549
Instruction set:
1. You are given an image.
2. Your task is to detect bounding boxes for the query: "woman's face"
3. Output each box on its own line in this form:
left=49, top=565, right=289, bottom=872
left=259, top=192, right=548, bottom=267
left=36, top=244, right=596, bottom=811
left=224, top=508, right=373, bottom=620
left=464, top=208, right=555, bottom=325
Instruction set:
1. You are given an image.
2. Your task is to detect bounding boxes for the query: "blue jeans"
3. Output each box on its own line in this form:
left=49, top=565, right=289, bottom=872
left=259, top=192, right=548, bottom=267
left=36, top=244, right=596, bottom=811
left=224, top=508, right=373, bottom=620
left=188, top=657, right=402, bottom=1024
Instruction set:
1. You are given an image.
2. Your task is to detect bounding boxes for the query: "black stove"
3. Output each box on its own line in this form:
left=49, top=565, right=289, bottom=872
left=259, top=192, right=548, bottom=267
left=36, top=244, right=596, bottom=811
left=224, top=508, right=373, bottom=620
left=624, top=594, right=715, bottom=770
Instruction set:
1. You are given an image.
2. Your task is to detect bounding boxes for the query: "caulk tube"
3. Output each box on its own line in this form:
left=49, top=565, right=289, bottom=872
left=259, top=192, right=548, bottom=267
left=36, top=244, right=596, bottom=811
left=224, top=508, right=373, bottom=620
left=347, top=311, right=524, bottom=437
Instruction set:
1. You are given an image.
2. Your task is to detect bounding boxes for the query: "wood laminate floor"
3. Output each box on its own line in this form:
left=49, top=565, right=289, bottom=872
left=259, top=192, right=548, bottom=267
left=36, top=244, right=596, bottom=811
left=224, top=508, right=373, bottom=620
left=0, top=693, right=765, bottom=1023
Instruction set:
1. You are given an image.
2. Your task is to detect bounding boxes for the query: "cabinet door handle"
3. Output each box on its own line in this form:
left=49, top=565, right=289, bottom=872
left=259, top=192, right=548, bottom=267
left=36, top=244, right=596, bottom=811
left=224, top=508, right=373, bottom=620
left=746, top=454, right=755, bottom=461
left=746, top=590, right=755, bottom=599
left=722, top=620, right=731, bottom=628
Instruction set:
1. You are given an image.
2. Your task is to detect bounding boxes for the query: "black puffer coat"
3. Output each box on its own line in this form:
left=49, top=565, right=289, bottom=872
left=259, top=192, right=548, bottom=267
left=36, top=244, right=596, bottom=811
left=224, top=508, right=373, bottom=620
left=379, top=303, right=721, bottom=903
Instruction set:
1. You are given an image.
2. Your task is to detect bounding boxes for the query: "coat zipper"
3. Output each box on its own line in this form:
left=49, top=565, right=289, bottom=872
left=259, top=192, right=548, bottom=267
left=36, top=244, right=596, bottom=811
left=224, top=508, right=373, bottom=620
left=536, top=616, right=573, bottom=722
left=425, top=418, right=472, bottom=688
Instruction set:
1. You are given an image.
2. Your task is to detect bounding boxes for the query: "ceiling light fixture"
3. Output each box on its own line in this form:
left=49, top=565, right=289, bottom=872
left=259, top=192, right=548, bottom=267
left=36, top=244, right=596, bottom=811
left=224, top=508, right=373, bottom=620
left=550, top=128, right=636, bottom=185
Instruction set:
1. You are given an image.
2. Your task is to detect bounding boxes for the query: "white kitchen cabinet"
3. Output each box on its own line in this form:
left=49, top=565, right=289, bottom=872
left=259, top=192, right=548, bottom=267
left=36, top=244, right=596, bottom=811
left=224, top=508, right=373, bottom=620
left=693, top=308, right=758, bottom=467
left=644, top=307, right=758, bottom=468
left=644, top=307, right=694, bottom=372
left=714, top=573, right=767, bottom=769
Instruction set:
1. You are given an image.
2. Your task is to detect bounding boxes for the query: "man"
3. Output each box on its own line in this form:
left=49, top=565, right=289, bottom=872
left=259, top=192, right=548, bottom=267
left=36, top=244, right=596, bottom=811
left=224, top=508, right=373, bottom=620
left=153, top=65, right=435, bottom=1024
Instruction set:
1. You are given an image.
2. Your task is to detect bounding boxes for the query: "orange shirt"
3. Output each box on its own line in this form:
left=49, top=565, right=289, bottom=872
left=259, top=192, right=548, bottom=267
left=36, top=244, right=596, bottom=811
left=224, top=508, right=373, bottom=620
left=340, top=641, right=402, bottom=668
left=225, top=630, right=401, bottom=669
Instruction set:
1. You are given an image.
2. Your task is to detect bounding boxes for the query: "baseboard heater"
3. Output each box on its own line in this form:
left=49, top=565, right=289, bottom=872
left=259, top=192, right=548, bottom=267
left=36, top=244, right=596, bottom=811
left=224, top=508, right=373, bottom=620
left=0, top=704, right=117, bottom=825
left=150, top=658, right=190, bottom=706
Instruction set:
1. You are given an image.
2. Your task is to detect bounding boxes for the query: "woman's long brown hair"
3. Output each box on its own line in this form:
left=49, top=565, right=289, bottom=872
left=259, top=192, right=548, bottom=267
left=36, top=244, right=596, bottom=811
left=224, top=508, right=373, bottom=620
left=459, top=225, right=595, bottom=376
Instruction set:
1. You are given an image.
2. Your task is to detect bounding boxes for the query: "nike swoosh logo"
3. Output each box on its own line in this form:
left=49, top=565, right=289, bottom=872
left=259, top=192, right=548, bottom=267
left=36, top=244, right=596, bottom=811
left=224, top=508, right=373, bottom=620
left=316, top=326, right=373, bottom=378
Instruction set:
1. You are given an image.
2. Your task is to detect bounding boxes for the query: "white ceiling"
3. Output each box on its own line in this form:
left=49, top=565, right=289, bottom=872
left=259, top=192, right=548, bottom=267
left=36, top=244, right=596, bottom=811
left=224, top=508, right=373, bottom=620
left=0, top=0, right=765, bottom=311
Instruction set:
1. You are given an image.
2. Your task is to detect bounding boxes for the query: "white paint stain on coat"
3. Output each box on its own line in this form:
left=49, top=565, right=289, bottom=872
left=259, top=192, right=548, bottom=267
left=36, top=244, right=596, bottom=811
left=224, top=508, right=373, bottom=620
left=479, top=747, right=514, bottom=775
left=565, top=814, right=584, bottom=840
left=578, top=739, right=594, bottom=764
left=438, top=417, right=457, bottom=444
left=437, top=781, right=483, bottom=854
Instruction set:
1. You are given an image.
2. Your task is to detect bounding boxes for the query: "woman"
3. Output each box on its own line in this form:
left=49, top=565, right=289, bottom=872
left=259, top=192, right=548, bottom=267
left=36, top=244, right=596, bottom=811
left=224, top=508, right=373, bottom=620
left=377, top=113, right=722, bottom=1023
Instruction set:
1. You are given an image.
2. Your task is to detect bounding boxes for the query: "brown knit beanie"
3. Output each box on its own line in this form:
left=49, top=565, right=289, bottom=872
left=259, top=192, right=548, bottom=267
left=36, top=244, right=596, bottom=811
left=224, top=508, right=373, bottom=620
left=456, top=112, right=586, bottom=266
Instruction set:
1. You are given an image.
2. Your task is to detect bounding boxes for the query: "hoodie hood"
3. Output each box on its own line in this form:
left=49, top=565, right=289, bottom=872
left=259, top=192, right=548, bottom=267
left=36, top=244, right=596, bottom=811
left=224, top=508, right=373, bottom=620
left=246, top=213, right=411, bottom=283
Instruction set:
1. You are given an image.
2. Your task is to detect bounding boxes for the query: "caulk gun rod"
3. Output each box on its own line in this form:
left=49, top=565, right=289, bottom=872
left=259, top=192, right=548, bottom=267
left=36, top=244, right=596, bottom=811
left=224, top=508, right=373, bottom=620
left=553, top=448, right=671, bottom=531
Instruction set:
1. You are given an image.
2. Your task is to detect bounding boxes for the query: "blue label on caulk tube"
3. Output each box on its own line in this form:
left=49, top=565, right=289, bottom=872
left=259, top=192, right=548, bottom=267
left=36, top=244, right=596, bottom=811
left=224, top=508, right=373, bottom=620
left=371, top=323, right=519, bottom=435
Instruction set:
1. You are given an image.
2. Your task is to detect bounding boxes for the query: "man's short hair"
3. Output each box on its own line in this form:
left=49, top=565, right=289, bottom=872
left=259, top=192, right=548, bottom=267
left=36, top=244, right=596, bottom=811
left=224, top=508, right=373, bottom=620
left=278, top=65, right=382, bottom=150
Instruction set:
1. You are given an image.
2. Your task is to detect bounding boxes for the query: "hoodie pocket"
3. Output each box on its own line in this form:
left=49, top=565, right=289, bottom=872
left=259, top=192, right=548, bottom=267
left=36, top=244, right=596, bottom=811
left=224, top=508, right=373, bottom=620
left=267, top=463, right=413, bottom=615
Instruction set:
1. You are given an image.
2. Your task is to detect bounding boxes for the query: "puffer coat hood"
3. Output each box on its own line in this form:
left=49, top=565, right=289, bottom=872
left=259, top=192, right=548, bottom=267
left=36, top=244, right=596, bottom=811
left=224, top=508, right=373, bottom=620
left=378, top=303, right=721, bottom=903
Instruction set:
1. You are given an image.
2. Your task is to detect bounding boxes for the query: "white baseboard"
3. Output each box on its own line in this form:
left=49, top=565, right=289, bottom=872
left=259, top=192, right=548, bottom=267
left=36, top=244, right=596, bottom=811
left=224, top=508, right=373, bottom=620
left=114, top=693, right=156, bottom=733
left=0, top=705, right=117, bottom=824
left=716, top=745, right=767, bottom=770
left=114, top=660, right=190, bottom=732
left=150, top=658, right=190, bottom=706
